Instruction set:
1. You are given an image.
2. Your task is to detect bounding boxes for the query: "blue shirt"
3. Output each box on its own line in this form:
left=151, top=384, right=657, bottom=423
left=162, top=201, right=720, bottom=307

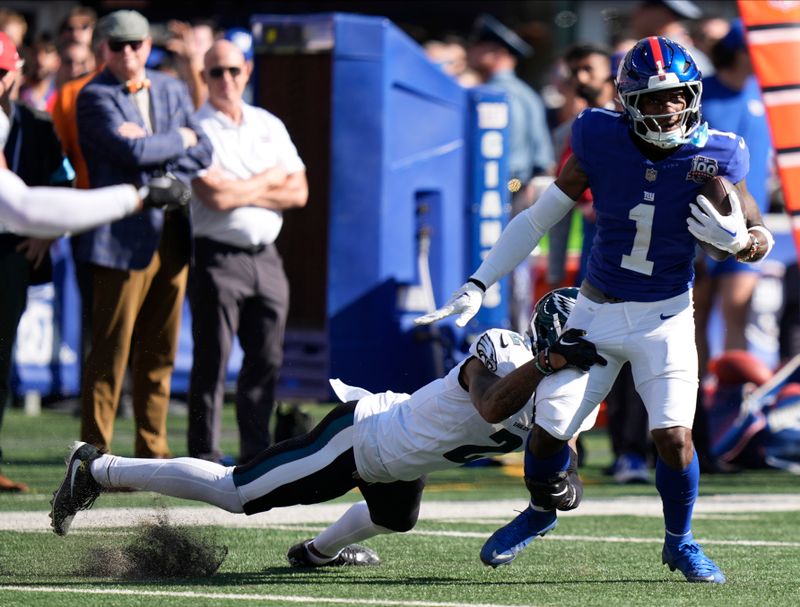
left=572, top=109, right=749, bottom=301
left=487, top=70, right=553, bottom=180
left=702, top=75, right=772, bottom=212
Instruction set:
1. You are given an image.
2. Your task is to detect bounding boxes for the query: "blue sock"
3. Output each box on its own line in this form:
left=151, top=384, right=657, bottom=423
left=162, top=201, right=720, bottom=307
left=656, top=451, right=699, bottom=546
left=524, top=438, right=570, bottom=482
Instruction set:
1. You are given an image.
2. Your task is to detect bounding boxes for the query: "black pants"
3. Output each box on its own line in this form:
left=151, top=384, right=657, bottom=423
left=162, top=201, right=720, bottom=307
left=188, top=238, right=289, bottom=463
left=233, top=402, right=425, bottom=532
left=0, top=249, right=29, bottom=460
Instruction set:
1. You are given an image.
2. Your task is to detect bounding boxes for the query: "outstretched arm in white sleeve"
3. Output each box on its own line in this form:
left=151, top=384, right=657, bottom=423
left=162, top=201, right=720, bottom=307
left=415, top=155, right=589, bottom=327
left=0, top=169, right=191, bottom=239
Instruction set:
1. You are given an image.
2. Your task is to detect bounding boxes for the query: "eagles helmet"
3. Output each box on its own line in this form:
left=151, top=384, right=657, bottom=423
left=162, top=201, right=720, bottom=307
left=617, top=36, right=704, bottom=149
left=528, top=287, right=580, bottom=353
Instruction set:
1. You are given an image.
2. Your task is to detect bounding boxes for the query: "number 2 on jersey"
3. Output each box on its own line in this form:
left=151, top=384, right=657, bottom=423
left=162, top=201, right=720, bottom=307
left=620, top=203, right=655, bottom=276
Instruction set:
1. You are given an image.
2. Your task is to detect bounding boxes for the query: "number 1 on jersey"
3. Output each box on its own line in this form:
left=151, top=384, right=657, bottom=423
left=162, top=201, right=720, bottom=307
left=620, top=203, right=655, bottom=276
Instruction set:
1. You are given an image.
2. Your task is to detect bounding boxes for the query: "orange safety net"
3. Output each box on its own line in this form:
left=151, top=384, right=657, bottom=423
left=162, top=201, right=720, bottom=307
left=738, top=0, right=800, bottom=258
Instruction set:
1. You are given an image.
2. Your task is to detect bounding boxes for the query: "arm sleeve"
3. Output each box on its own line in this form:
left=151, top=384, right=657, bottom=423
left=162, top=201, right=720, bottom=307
left=471, top=183, right=577, bottom=288
left=0, top=169, right=138, bottom=238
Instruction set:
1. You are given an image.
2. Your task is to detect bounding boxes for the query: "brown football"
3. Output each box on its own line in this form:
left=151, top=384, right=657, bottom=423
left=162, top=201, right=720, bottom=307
left=696, top=176, right=741, bottom=257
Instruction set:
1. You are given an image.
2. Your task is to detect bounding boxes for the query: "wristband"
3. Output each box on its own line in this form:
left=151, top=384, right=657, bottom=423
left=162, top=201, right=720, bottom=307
left=735, top=231, right=760, bottom=262
left=468, top=277, right=487, bottom=292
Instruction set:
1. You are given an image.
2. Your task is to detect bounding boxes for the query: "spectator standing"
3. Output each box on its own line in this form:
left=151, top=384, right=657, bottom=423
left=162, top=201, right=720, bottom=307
left=58, top=6, right=96, bottom=48
left=188, top=40, right=308, bottom=464
left=52, top=19, right=108, bottom=190
left=630, top=0, right=712, bottom=75
left=165, top=19, right=217, bottom=109
left=424, top=36, right=480, bottom=87
left=19, top=33, right=60, bottom=113
left=0, top=34, right=28, bottom=492
left=52, top=18, right=110, bottom=401
left=1, top=29, right=72, bottom=439
left=75, top=10, right=212, bottom=458
left=467, top=14, right=554, bottom=331
left=690, top=16, right=730, bottom=60
left=0, top=10, right=27, bottom=49
left=55, top=40, right=96, bottom=89
left=695, top=19, right=774, bottom=373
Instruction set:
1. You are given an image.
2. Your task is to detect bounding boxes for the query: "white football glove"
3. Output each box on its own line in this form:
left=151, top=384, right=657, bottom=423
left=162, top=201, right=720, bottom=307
left=414, top=281, right=484, bottom=327
left=687, top=190, right=750, bottom=255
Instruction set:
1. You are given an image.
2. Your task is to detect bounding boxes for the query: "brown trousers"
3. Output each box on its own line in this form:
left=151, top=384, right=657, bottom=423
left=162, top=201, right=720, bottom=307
left=80, top=224, right=188, bottom=457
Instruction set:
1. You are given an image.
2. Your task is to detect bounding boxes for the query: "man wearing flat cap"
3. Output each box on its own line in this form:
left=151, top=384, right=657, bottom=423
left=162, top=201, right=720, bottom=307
left=468, top=14, right=554, bottom=332
left=75, top=9, right=213, bottom=458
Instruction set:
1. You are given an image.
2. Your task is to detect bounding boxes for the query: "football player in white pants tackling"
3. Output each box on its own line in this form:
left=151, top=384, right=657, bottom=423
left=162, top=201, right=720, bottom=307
left=51, top=288, right=606, bottom=568
left=416, top=37, right=774, bottom=584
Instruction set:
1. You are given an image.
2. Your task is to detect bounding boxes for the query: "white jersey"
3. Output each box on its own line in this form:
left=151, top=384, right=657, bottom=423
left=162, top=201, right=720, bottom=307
left=351, top=329, right=535, bottom=483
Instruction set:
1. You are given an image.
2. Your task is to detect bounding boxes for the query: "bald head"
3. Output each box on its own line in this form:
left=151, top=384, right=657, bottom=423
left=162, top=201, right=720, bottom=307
left=204, top=39, right=244, bottom=70
left=203, top=39, right=251, bottom=119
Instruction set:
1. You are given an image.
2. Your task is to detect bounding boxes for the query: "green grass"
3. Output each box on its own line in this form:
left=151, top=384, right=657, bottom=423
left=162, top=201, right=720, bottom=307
left=0, top=404, right=798, bottom=606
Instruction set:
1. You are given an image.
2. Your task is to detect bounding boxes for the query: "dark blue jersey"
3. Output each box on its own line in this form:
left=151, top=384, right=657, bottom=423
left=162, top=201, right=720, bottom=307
left=571, top=108, right=749, bottom=301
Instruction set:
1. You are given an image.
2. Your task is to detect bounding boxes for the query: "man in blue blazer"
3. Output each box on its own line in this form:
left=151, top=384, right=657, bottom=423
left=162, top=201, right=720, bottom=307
left=75, top=10, right=212, bottom=458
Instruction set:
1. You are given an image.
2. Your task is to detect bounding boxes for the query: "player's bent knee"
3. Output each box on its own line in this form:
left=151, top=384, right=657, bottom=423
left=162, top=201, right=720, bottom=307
left=370, top=507, right=419, bottom=533
left=652, top=426, right=694, bottom=468
left=652, top=426, right=692, bottom=453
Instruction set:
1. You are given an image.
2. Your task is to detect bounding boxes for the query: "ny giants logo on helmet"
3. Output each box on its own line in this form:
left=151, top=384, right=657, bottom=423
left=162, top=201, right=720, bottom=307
left=616, top=36, right=704, bottom=149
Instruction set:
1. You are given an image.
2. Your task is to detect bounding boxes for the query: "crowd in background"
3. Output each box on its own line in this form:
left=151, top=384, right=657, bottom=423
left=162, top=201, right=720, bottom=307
left=0, top=1, right=792, bottom=492
left=0, top=5, right=305, bottom=491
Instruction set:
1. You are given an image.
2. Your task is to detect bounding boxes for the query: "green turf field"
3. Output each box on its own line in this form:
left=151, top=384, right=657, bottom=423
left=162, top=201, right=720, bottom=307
left=0, top=403, right=798, bottom=607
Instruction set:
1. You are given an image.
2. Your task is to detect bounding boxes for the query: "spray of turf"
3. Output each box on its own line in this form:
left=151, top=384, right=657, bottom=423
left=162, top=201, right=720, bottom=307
left=76, top=509, right=228, bottom=579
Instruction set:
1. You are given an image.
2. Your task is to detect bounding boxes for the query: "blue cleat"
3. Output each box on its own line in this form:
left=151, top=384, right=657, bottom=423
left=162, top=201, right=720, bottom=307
left=480, top=506, right=557, bottom=567
left=662, top=540, right=726, bottom=584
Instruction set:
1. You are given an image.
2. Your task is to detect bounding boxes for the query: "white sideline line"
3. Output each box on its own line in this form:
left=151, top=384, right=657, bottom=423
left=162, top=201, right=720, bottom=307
left=410, top=530, right=800, bottom=548
left=3, top=493, right=798, bottom=532
left=0, top=586, right=532, bottom=607
left=15, top=524, right=800, bottom=548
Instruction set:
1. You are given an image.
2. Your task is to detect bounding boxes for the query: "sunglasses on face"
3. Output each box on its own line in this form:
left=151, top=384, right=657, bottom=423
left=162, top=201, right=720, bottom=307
left=108, top=39, right=144, bottom=53
left=208, top=66, right=242, bottom=79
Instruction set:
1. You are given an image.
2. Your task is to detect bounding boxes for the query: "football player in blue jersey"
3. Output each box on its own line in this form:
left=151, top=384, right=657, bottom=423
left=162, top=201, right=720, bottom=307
left=416, top=36, right=775, bottom=584
left=50, top=288, right=605, bottom=568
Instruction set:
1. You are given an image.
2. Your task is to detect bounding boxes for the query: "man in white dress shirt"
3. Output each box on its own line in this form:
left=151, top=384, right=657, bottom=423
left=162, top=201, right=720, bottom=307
left=189, top=40, right=308, bottom=464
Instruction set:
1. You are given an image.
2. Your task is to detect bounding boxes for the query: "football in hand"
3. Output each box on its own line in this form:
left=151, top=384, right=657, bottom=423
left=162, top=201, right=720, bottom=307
left=696, top=175, right=741, bottom=258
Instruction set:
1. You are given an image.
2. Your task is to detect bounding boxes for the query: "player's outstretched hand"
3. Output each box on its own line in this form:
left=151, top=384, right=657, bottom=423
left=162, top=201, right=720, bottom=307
left=414, top=281, right=484, bottom=327
left=548, top=328, right=607, bottom=372
left=687, top=191, right=749, bottom=255
left=138, top=175, right=192, bottom=211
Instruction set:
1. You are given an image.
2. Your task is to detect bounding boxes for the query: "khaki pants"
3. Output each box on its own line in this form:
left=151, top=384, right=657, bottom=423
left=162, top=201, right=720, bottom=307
left=80, top=223, right=188, bottom=457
